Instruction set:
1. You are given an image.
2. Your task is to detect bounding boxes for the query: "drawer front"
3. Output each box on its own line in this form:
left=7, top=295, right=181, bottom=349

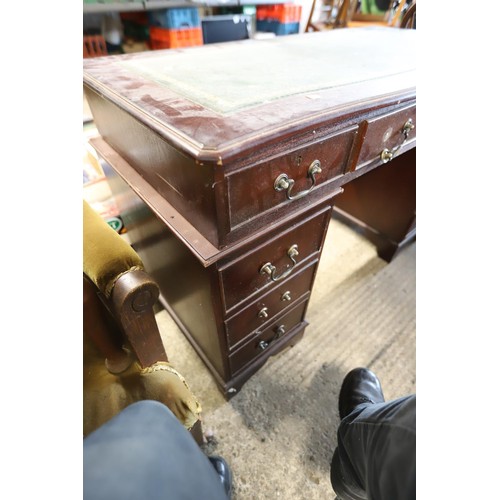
left=226, top=127, right=356, bottom=229
left=225, top=260, right=317, bottom=350
left=355, top=104, right=416, bottom=168
left=229, top=300, right=308, bottom=375
left=219, top=207, right=330, bottom=313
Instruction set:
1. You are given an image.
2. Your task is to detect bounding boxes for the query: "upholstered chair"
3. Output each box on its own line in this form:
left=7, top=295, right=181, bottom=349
left=83, top=199, right=202, bottom=443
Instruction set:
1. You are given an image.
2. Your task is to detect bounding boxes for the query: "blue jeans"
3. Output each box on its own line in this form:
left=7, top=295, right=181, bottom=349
left=331, top=395, right=416, bottom=500
left=83, top=400, right=228, bottom=500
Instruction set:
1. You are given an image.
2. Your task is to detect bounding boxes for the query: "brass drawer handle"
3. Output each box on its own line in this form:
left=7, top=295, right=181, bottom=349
left=258, top=307, right=269, bottom=319
left=257, top=325, right=286, bottom=351
left=260, top=245, right=299, bottom=282
left=380, top=119, right=414, bottom=163
left=281, top=291, right=292, bottom=301
left=274, top=160, right=322, bottom=200
left=258, top=340, right=269, bottom=351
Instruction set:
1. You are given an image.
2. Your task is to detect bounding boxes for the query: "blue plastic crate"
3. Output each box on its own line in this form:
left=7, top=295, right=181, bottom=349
left=148, top=8, right=200, bottom=29
left=256, top=20, right=299, bottom=36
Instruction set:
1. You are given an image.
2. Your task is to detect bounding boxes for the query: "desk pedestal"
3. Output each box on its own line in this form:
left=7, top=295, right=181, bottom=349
left=333, top=149, right=416, bottom=262
left=101, top=155, right=340, bottom=399
left=97, top=137, right=416, bottom=400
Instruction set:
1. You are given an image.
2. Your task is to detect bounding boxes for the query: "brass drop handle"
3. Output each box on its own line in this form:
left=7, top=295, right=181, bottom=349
left=274, top=160, right=322, bottom=200
left=260, top=245, right=299, bottom=282
left=380, top=119, right=415, bottom=163
left=257, top=325, right=286, bottom=351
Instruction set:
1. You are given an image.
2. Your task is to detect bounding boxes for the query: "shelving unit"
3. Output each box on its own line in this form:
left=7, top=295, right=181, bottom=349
left=83, top=0, right=303, bottom=58
left=84, top=2, right=195, bottom=15
left=83, top=0, right=288, bottom=14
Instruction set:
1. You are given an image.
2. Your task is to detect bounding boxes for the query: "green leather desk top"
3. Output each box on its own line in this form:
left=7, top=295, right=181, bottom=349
left=117, top=27, right=415, bottom=115
left=84, top=27, right=416, bottom=159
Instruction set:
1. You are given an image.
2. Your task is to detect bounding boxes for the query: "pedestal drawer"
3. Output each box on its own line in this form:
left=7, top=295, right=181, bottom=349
left=354, top=103, right=416, bottom=169
left=218, top=206, right=331, bottom=313
left=225, top=259, right=317, bottom=350
left=229, top=299, right=308, bottom=375
left=226, top=127, right=356, bottom=229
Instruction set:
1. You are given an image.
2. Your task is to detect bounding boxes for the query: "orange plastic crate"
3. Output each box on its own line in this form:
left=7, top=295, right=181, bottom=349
left=83, top=35, right=108, bottom=58
left=256, top=4, right=302, bottom=23
left=149, top=26, right=203, bottom=49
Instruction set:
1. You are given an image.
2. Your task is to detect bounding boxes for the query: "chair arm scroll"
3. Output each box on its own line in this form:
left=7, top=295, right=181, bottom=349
left=111, top=269, right=168, bottom=368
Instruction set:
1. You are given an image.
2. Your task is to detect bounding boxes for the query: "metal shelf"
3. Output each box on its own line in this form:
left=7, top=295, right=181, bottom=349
left=84, top=1, right=196, bottom=14
left=83, top=0, right=288, bottom=14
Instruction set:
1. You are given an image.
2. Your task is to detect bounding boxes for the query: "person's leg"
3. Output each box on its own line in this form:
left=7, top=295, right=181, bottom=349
left=332, top=395, right=416, bottom=500
left=330, top=368, right=416, bottom=500
left=84, top=400, right=231, bottom=500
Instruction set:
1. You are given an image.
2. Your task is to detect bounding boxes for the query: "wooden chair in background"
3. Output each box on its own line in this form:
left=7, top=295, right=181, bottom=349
left=400, top=1, right=416, bottom=29
left=306, top=0, right=415, bottom=32
left=306, top=0, right=357, bottom=32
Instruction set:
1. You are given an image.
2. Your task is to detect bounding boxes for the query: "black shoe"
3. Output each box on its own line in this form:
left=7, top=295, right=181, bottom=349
left=338, top=367, right=385, bottom=419
left=208, top=456, right=233, bottom=499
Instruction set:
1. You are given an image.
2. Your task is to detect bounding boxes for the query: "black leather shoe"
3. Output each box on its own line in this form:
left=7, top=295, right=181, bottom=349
left=208, top=455, right=233, bottom=499
left=338, top=368, right=385, bottom=419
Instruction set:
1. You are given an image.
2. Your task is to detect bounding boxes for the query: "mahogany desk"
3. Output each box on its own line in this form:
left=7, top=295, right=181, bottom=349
left=83, top=28, right=416, bottom=399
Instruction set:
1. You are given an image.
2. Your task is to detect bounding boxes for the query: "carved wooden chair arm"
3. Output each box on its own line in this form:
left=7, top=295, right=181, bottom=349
left=110, top=269, right=168, bottom=368
left=83, top=199, right=168, bottom=368
left=83, top=200, right=203, bottom=443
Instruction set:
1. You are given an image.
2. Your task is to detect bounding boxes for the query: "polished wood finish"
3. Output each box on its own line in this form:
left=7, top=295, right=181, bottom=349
left=83, top=270, right=169, bottom=370
left=111, top=269, right=169, bottom=367
left=219, top=207, right=331, bottom=313
left=225, top=260, right=317, bottom=350
left=349, top=104, right=416, bottom=170
left=228, top=299, right=309, bottom=374
left=84, top=29, right=416, bottom=398
left=225, top=127, right=356, bottom=229
left=84, top=29, right=416, bottom=251
left=94, top=155, right=335, bottom=397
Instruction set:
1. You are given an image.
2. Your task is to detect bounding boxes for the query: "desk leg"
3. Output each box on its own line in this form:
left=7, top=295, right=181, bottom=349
left=333, top=148, right=416, bottom=262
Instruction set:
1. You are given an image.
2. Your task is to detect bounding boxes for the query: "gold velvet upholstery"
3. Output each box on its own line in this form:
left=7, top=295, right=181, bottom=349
left=83, top=199, right=202, bottom=438
left=83, top=335, right=201, bottom=436
left=83, top=199, right=143, bottom=298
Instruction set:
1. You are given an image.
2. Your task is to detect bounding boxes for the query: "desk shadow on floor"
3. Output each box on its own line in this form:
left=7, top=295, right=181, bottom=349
left=202, top=360, right=345, bottom=481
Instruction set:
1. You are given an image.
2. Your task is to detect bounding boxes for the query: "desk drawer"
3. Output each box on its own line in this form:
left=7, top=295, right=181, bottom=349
left=229, top=300, right=308, bottom=375
left=355, top=104, right=416, bottom=168
left=225, top=260, right=317, bottom=350
left=219, top=207, right=330, bottom=313
left=226, top=127, right=356, bottom=229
